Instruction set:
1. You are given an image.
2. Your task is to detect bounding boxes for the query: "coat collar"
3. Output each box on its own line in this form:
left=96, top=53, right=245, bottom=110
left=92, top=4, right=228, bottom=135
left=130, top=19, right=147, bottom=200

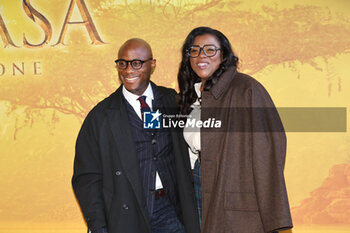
left=208, top=66, right=237, bottom=99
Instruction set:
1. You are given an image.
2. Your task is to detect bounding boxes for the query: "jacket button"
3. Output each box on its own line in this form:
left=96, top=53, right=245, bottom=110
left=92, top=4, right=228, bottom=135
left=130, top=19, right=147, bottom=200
left=115, top=170, right=122, bottom=176
left=122, top=204, right=129, bottom=210
left=153, top=156, right=157, bottom=161
left=152, top=139, right=156, bottom=144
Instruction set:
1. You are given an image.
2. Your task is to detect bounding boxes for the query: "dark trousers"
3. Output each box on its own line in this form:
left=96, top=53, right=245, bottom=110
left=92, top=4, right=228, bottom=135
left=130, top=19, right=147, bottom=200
left=151, top=194, right=185, bottom=233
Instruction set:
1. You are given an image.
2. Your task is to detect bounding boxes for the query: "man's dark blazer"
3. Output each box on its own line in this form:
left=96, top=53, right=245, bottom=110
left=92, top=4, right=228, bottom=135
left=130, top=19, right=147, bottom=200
left=72, top=82, right=200, bottom=233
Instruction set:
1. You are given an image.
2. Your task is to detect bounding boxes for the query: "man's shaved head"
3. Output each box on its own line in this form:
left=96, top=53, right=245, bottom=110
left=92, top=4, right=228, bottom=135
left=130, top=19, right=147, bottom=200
left=118, top=38, right=153, bottom=59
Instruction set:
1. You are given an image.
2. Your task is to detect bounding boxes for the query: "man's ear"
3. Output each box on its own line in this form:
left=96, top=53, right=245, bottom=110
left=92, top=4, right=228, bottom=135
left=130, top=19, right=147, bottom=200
left=151, top=59, right=156, bottom=74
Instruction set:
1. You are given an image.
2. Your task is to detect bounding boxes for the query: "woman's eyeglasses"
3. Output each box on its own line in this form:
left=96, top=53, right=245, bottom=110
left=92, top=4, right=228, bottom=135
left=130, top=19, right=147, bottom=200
left=187, top=45, right=221, bottom=58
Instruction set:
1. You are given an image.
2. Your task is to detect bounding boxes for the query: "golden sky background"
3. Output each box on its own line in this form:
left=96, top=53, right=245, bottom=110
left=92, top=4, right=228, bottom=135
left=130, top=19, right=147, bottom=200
left=1, top=0, right=350, bottom=232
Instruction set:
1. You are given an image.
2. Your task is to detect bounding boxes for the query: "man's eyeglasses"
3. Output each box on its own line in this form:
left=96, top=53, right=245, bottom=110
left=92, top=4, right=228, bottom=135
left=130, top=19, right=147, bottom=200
left=115, top=58, right=153, bottom=70
left=187, top=45, right=221, bottom=58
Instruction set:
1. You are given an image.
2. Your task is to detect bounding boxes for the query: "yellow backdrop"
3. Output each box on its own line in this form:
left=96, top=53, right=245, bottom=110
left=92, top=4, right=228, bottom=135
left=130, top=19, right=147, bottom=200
left=1, top=0, right=349, bottom=232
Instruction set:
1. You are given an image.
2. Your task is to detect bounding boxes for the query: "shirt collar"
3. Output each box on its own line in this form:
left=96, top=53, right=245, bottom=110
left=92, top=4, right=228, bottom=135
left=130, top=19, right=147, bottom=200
left=122, top=82, right=154, bottom=103
left=194, top=82, right=201, bottom=98
left=191, top=82, right=202, bottom=107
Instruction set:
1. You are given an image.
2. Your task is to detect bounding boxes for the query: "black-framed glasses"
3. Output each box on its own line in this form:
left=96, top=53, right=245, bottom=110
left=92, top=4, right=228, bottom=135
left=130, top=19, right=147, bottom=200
left=115, top=58, right=153, bottom=70
left=187, top=44, right=221, bottom=58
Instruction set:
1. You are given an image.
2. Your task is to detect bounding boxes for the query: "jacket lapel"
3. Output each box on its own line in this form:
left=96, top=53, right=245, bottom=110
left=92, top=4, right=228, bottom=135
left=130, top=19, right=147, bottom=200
left=106, top=87, right=149, bottom=221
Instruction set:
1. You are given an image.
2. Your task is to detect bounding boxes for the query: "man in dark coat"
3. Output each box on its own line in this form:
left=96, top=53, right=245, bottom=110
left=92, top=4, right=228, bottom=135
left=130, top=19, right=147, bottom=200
left=72, top=38, right=200, bottom=233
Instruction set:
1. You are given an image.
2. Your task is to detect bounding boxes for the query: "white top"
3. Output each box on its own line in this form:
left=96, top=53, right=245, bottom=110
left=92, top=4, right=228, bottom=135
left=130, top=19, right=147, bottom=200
left=183, top=82, right=201, bottom=168
left=122, top=83, right=162, bottom=189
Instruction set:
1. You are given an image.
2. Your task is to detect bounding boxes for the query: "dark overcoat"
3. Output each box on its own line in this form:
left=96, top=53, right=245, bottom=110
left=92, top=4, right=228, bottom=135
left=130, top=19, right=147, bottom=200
left=72, top=83, right=200, bottom=233
left=200, top=67, right=293, bottom=233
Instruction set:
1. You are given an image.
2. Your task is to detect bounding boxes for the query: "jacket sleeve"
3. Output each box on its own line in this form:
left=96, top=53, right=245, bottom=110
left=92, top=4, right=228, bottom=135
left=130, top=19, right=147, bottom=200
left=72, top=111, right=107, bottom=232
left=250, top=82, right=293, bottom=233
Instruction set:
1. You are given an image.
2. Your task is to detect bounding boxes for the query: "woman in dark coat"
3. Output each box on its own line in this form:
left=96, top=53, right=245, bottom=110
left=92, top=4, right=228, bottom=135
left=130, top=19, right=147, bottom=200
left=178, top=27, right=293, bottom=233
